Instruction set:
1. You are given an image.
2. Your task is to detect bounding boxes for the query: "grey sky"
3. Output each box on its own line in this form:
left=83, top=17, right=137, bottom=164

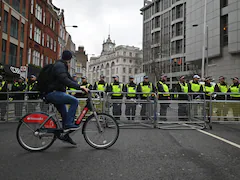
left=52, top=0, right=143, bottom=56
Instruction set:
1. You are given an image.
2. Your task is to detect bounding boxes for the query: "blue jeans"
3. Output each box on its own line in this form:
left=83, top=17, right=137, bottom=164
left=46, top=91, right=79, bottom=127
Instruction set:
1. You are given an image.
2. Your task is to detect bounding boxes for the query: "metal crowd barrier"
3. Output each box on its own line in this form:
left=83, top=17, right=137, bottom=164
left=0, top=90, right=105, bottom=122
left=209, top=92, right=240, bottom=123
left=106, top=92, right=157, bottom=128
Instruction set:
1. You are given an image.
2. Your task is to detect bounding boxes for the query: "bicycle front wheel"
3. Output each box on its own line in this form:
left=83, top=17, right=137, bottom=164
left=16, top=112, right=57, bottom=152
left=83, top=113, right=119, bottom=149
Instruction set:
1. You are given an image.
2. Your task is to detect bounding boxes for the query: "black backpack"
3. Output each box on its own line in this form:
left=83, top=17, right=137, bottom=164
left=36, top=64, right=54, bottom=96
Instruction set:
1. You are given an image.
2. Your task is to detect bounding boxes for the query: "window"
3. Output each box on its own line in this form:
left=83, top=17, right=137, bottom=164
left=2, top=40, right=7, bottom=64
left=123, top=52, right=126, bottom=56
left=176, top=22, right=183, bottom=36
left=45, top=56, right=48, bottom=65
left=130, top=52, right=132, bottom=57
left=30, top=24, right=33, bottom=39
left=53, top=21, right=55, bottom=31
left=221, top=15, right=228, bottom=46
left=172, top=7, right=176, bottom=21
left=54, top=41, right=56, bottom=52
left=22, top=0, right=26, bottom=16
left=135, top=68, right=138, bottom=74
left=28, top=49, right=32, bottom=64
left=123, top=59, right=126, bottom=63
left=47, top=35, right=50, bottom=47
left=176, top=5, right=183, bottom=19
left=3, top=11, right=8, bottom=33
left=42, top=33, right=44, bottom=46
left=33, top=51, right=40, bottom=66
left=35, top=4, right=42, bottom=22
left=116, top=67, right=118, bottom=74
left=221, top=0, right=228, bottom=8
left=123, top=76, right=126, bottom=83
left=172, top=24, right=176, bottom=37
left=130, top=60, right=132, bottom=63
left=50, top=58, right=52, bottom=64
left=9, top=43, right=17, bottom=66
left=12, top=0, right=20, bottom=12
left=176, top=40, right=182, bottom=53
left=123, top=67, right=126, bottom=73
left=34, top=26, right=41, bottom=44
left=50, top=38, right=53, bottom=50
left=41, top=55, right=44, bottom=67
left=31, top=0, right=34, bottom=14
left=20, top=48, right=23, bottom=66
left=50, top=18, right=53, bottom=28
left=129, top=68, right=132, bottom=73
left=43, top=12, right=46, bottom=25
left=10, top=16, right=18, bottom=39
left=21, top=23, right=24, bottom=42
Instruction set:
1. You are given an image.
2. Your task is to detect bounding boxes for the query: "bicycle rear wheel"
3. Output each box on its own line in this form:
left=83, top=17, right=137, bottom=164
left=16, top=112, right=57, bottom=152
left=83, top=113, right=119, bottom=149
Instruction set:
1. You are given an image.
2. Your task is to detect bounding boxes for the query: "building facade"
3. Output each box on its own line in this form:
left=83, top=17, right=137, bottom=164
left=65, top=32, right=76, bottom=76
left=88, top=35, right=143, bottom=85
left=57, top=9, right=66, bottom=59
left=75, top=46, right=87, bottom=80
left=0, top=0, right=29, bottom=67
left=27, top=0, right=58, bottom=68
left=186, top=0, right=240, bottom=82
left=141, top=0, right=240, bottom=86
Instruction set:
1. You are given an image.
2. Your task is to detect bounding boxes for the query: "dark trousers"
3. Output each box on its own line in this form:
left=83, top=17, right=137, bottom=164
left=178, top=103, right=188, bottom=121
left=160, top=104, right=168, bottom=121
left=15, top=102, right=23, bottom=117
left=113, top=103, right=121, bottom=120
left=125, top=103, right=136, bottom=120
left=0, top=103, right=7, bottom=120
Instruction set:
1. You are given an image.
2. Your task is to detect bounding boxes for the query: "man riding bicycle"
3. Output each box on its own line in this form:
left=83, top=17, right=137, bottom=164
left=45, top=50, right=88, bottom=145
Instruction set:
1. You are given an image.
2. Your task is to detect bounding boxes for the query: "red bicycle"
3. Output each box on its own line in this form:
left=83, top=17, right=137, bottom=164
left=16, top=91, right=119, bottom=152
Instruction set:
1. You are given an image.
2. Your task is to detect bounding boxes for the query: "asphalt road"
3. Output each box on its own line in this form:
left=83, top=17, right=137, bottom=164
left=0, top=123, right=239, bottom=180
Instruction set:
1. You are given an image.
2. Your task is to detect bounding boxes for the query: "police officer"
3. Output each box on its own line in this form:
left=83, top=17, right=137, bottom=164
left=67, top=74, right=81, bottom=98
left=203, top=77, right=215, bottom=120
left=175, top=75, right=189, bottom=121
left=189, top=75, right=203, bottom=98
left=108, top=75, right=124, bottom=120
left=93, top=75, right=108, bottom=97
left=27, top=75, right=38, bottom=113
left=214, top=76, right=229, bottom=120
left=156, top=74, right=170, bottom=121
left=123, top=76, right=137, bottom=120
left=137, top=75, right=155, bottom=120
left=228, top=77, right=240, bottom=121
left=79, top=76, right=92, bottom=98
left=11, top=77, right=27, bottom=118
left=0, top=75, right=8, bottom=121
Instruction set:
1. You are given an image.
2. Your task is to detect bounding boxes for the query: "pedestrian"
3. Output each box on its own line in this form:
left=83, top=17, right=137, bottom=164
left=0, top=75, right=8, bottom=121
left=11, top=77, right=26, bottom=119
left=137, top=75, right=155, bottom=120
left=175, top=75, right=189, bottom=121
left=123, top=76, right=137, bottom=120
left=228, top=77, right=240, bottom=121
left=214, top=76, right=229, bottom=120
left=156, top=74, right=170, bottom=121
left=108, top=75, right=124, bottom=120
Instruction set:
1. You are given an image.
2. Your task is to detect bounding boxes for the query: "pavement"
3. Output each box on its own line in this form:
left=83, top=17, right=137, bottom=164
left=0, top=122, right=239, bottom=180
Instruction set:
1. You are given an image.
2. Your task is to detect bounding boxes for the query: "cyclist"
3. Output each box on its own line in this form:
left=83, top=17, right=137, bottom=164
left=45, top=50, right=88, bottom=145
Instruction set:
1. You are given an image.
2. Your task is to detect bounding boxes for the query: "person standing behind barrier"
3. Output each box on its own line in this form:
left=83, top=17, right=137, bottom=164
left=108, top=75, right=124, bottom=120
left=67, top=74, right=81, bottom=98
left=203, top=77, right=215, bottom=121
left=175, top=75, right=189, bottom=121
left=123, top=76, right=137, bottom=120
left=79, top=76, right=92, bottom=98
left=137, top=75, right=155, bottom=120
left=156, top=74, right=170, bottom=121
left=93, top=75, right=108, bottom=97
left=11, top=77, right=27, bottom=119
left=0, top=75, right=8, bottom=121
left=27, top=75, right=39, bottom=113
left=228, top=77, right=240, bottom=121
left=214, top=76, right=229, bottom=120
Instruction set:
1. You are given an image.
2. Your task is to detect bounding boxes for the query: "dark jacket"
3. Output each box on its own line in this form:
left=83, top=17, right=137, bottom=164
left=175, top=82, right=189, bottom=100
left=214, top=82, right=228, bottom=100
left=27, top=80, right=39, bottom=100
left=123, top=81, right=137, bottom=99
left=0, top=80, right=8, bottom=100
left=156, top=81, right=169, bottom=100
left=48, top=60, right=81, bottom=93
left=11, top=82, right=26, bottom=100
left=137, top=81, right=155, bottom=100
left=107, top=81, right=124, bottom=99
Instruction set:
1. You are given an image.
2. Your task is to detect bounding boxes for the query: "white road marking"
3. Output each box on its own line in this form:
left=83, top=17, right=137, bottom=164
left=197, top=129, right=240, bottom=149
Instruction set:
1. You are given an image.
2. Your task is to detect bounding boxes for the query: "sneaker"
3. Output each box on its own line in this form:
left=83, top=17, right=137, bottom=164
left=59, top=134, right=77, bottom=145
left=63, top=124, right=81, bottom=133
